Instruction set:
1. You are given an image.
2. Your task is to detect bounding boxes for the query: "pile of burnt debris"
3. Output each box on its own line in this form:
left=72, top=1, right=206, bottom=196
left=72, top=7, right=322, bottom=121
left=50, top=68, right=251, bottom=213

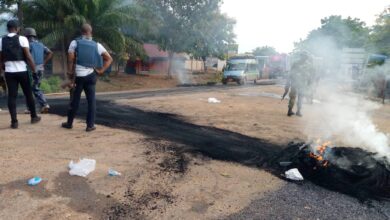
left=271, top=142, right=390, bottom=200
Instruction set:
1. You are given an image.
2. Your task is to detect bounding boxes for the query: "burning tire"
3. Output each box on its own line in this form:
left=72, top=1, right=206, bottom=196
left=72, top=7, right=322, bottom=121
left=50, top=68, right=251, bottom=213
left=272, top=142, right=390, bottom=200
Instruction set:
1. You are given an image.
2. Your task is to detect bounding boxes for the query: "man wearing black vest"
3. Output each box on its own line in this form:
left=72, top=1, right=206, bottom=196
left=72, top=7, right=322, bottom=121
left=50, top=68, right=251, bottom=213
left=61, top=24, right=112, bottom=132
left=0, top=20, right=41, bottom=129
left=25, top=27, right=53, bottom=113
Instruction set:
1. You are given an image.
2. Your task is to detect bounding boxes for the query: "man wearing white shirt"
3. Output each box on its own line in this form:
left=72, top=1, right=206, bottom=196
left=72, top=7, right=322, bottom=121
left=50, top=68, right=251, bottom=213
left=0, top=20, right=41, bottom=129
left=62, top=24, right=112, bottom=132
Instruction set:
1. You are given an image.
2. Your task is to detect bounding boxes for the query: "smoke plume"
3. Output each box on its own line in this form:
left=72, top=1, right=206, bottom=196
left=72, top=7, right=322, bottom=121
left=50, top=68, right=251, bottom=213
left=300, top=32, right=390, bottom=162
left=306, top=84, right=390, bottom=160
left=171, top=58, right=193, bottom=84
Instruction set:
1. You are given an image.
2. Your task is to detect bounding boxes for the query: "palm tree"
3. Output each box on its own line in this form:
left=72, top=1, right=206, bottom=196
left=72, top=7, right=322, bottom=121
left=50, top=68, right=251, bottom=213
left=23, top=0, right=145, bottom=72
left=0, top=0, right=24, bottom=27
left=23, top=0, right=78, bottom=72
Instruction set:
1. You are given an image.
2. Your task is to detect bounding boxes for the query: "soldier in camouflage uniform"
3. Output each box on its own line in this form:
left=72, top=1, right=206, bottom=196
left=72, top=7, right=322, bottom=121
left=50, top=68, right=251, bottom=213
left=284, top=51, right=314, bottom=117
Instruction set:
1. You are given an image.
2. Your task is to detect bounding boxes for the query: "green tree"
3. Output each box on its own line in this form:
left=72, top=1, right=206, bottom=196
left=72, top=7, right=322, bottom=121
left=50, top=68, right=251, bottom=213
left=190, top=11, right=236, bottom=69
left=252, top=46, right=278, bottom=56
left=295, top=16, right=369, bottom=54
left=138, top=0, right=235, bottom=76
left=23, top=0, right=144, bottom=72
left=0, top=0, right=23, bottom=27
left=294, top=15, right=370, bottom=70
left=369, top=7, right=390, bottom=55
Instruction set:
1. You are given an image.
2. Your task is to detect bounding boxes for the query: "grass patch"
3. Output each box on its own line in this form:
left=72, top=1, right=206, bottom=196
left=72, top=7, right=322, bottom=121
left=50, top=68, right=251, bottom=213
left=40, top=76, right=62, bottom=93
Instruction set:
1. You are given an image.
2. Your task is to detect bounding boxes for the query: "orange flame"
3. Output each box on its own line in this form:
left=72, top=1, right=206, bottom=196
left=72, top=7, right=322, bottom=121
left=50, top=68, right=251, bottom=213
left=309, top=141, right=331, bottom=167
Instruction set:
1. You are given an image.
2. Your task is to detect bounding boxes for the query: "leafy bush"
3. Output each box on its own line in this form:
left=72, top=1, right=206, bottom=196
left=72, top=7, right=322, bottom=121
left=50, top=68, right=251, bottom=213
left=210, top=71, right=223, bottom=83
left=40, top=76, right=62, bottom=93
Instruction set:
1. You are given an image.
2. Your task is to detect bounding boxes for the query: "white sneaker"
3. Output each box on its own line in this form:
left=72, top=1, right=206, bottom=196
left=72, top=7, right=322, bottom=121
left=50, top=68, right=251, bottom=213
left=41, top=104, right=50, bottom=114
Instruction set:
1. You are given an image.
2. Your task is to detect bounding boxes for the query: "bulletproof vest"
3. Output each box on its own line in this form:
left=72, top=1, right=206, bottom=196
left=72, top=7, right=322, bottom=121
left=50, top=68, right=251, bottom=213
left=75, top=38, right=103, bottom=68
left=30, top=41, right=45, bottom=65
left=2, top=35, right=25, bottom=62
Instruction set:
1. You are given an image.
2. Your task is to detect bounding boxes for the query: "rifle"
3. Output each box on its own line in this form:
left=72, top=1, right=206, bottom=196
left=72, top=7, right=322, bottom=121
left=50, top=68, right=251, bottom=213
left=281, top=84, right=290, bottom=101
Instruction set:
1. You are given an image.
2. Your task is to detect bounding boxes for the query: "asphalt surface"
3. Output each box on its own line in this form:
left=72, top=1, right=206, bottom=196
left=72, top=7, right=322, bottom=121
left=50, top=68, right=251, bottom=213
left=1, top=84, right=390, bottom=219
left=0, top=83, right=265, bottom=105
left=225, top=182, right=390, bottom=220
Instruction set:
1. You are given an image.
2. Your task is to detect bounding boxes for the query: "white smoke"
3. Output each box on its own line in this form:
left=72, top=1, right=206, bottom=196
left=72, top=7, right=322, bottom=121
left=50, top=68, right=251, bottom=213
left=171, top=58, right=193, bottom=84
left=299, top=29, right=390, bottom=161
left=305, top=83, right=390, bottom=160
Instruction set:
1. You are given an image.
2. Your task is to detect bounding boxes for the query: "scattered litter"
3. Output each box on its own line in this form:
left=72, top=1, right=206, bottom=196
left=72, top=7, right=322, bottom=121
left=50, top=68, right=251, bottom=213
left=208, top=97, right=221, bottom=103
left=68, top=158, right=96, bottom=177
left=0, top=108, right=2, bottom=111
left=279, top=161, right=292, bottom=167
left=108, top=168, right=122, bottom=176
left=27, top=177, right=42, bottom=186
left=220, top=173, right=231, bottom=178
left=285, top=168, right=304, bottom=181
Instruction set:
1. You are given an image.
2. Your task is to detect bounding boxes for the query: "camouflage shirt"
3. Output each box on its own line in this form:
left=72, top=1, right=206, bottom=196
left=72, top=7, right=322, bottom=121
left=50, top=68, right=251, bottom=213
left=288, top=59, right=315, bottom=90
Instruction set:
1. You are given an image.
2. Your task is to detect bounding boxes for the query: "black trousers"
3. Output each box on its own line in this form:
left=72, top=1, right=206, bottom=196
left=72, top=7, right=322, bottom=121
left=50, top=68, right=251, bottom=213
left=5, top=71, right=37, bottom=122
left=67, top=73, right=97, bottom=128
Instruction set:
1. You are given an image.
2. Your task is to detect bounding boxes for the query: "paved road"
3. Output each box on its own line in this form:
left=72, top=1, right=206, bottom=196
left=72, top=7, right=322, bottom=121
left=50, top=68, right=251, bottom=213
left=225, top=182, right=390, bottom=220
left=0, top=82, right=272, bottom=107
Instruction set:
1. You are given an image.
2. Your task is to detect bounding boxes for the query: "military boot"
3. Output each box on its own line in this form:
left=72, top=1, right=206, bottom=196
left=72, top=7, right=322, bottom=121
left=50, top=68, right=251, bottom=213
left=287, top=108, right=295, bottom=117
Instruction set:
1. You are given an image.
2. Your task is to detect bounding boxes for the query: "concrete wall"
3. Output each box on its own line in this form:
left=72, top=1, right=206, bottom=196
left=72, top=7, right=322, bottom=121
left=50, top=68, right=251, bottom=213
left=217, top=60, right=226, bottom=72
left=49, top=51, right=223, bottom=75
left=184, top=58, right=226, bottom=72
left=185, top=59, right=204, bottom=72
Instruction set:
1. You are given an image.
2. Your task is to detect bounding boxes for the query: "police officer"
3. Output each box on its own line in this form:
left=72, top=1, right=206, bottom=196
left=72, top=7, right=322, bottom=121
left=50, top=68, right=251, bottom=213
left=0, top=20, right=41, bottom=129
left=24, top=27, right=53, bottom=113
left=61, top=24, right=112, bottom=132
left=284, top=51, right=314, bottom=117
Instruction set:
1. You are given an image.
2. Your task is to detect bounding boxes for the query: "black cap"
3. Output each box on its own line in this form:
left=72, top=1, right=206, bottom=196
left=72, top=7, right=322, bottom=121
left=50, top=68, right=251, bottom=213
left=7, top=20, right=19, bottom=29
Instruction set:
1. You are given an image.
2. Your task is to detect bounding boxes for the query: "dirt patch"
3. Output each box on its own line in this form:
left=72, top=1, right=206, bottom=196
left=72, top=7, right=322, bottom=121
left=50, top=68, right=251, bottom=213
left=50, top=98, right=282, bottom=168
left=0, top=109, right=282, bottom=219
left=96, top=74, right=178, bottom=92
left=104, top=139, right=190, bottom=219
left=96, top=71, right=220, bottom=93
left=113, top=85, right=303, bottom=146
left=141, top=138, right=191, bottom=175
left=2, top=84, right=390, bottom=219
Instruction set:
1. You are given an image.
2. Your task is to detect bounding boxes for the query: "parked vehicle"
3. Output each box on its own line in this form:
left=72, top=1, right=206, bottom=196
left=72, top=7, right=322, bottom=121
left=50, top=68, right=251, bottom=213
left=256, top=54, right=289, bottom=79
left=222, top=55, right=259, bottom=85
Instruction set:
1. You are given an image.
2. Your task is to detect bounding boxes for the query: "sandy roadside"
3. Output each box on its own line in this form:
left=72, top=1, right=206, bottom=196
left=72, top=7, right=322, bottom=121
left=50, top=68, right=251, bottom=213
left=0, top=111, right=284, bottom=219
left=1, top=84, right=390, bottom=219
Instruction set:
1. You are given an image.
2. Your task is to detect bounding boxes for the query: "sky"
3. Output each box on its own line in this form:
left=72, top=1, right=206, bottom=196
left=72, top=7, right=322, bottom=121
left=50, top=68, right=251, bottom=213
left=221, top=0, right=389, bottom=53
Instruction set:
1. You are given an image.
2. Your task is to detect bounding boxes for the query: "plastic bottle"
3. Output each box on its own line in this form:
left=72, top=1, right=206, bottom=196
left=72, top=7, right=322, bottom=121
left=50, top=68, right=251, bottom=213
left=108, top=168, right=121, bottom=176
left=27, top=177, right=42, bottom=186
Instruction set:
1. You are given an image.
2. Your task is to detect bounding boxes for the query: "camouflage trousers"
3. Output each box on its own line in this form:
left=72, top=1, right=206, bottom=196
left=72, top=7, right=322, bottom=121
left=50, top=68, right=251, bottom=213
left=288, top=86, right=303, bottom=111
